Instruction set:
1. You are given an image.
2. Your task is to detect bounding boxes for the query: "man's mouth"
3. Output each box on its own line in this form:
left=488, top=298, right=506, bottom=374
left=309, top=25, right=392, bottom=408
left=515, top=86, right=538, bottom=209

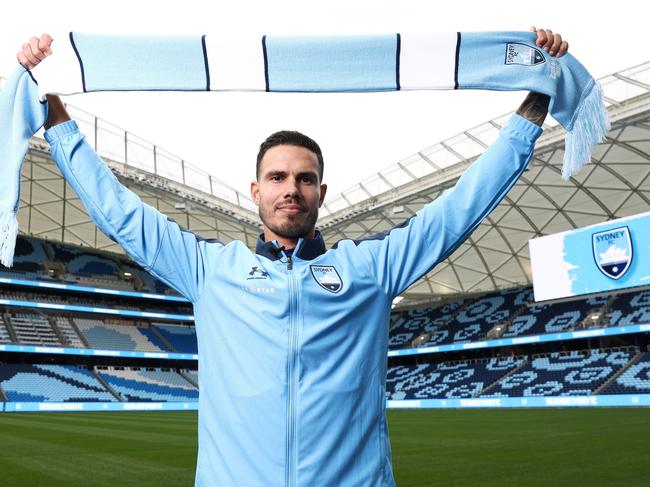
left=277, top=205, right=305, bottom=215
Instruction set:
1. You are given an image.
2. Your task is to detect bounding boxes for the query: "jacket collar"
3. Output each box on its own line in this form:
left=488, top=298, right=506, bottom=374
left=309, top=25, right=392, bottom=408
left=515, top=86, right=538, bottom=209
left=255, top=230, right=327, bottom=262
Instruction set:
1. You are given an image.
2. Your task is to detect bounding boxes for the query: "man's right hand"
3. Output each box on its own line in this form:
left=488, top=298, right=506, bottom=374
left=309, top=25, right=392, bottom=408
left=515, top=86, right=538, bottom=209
left=17, top=34, right=71, bottom=129
left=17, top=34, right=53, bottom=70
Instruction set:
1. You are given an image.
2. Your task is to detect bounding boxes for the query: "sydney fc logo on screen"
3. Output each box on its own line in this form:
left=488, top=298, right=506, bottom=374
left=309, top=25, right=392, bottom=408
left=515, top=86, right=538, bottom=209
left=592, top=226, right=633, bottom=279
left=310, top=265, right=342, bottom=293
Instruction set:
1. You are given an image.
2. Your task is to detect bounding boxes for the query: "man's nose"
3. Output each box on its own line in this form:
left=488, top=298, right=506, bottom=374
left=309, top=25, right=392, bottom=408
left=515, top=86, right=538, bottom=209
left=283, top=180, right=300, bottom=198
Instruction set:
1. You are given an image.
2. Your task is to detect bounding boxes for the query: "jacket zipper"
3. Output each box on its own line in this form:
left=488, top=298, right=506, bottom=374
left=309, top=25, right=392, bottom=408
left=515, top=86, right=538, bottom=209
left=286, top=253, right=298, bottom=487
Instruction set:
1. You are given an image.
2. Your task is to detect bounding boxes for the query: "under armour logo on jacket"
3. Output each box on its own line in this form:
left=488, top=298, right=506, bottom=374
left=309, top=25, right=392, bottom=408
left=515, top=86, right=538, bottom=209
left=248, top=266, right=269, bottom=280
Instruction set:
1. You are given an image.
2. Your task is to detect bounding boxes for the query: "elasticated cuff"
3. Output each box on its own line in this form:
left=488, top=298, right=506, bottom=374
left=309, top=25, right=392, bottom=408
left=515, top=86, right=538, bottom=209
left=44, top=120, right=80, bottom=144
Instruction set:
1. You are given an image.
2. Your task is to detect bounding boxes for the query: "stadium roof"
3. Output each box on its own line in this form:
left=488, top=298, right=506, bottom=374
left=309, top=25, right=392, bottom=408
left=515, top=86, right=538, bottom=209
left=9, top=61, right=650, bottom=305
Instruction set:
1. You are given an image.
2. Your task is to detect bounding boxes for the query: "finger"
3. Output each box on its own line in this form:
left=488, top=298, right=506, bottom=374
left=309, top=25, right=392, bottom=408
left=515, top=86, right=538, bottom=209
left=543, top=29, right=554, bottom=51
left=21, top=42, right=41, bottom=66
left=29, top=36, right=46, bottom=61
left=17, top=51, right=33, bottom=69
left=535, top=28, right=547, bottom=47
left=557, top=40, right=569, bottom=57
left=39, top=33, right=54, bottom=56
left=549, top=33, right=563, bottom=56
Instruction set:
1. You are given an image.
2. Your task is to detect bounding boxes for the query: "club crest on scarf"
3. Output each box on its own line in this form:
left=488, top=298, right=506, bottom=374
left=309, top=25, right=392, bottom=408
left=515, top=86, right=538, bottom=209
left=505, top=43, right=545, bottom=66
left=592, top=226, right=633, bottom=279
left=310, top=265, right=342, bottom=293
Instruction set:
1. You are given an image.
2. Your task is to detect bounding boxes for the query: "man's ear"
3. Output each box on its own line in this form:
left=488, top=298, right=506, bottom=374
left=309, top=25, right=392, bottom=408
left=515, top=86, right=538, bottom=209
left=318, top=183, right=328, bottom=207
left=251, top=180, right=261, bottom=206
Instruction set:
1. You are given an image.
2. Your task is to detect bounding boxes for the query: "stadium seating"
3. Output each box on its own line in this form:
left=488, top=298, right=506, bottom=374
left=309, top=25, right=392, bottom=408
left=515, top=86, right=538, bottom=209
left=1, top=230, right=648, bottom=407
left=387, top=286, right=632, bottom=349
left=120, top=261, right=172, bottom=294
left=45, top=241, right=134, bottom=291
left=2, top=289, right=62, bottom=304
left=502, top=295, right=608, bottom=339
left=605, top=289, right=650, bottom=327
left=413, top=288, right=531, bottom=347
left=601, top=351, right=650, bottom=395
left=0, top=235, right=177, bottom=295
left=440, top=288, right=528, bottom=344
left=9, top=313, right=61, bottom=346
left=0, top=236, right=49, bottom=279
left=66, top=253, right=121, bottom=278
left=75, top=318, right=165, bottom=352
left=98, top=367, right=198, bottom=402
left=483, top=348, right=636, bottom=397
left=386, top=356, right=525, bottom=400
left=0, top=315, right=12, bottom=343
left=137, top=326, right=171, bottom=351
left=152, top=323, right=198, bottom=354
left=183, top=369, right=199, bottom=385
left=2, top=288, right=187, bottom=315
left=388, top=299, right=463, bottom=348
left=52, top=316, right=85, bottom=349
left=0, top=364, right=115, bottom=402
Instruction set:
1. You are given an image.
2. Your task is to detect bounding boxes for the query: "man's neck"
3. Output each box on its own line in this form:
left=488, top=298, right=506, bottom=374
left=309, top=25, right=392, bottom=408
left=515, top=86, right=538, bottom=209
left=263, top=230, right=315, bottom=251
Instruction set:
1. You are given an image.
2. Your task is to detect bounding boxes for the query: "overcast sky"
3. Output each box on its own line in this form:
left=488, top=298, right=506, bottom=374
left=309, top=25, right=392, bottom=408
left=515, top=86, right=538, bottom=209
left=1, top=0, right=647, bottom=200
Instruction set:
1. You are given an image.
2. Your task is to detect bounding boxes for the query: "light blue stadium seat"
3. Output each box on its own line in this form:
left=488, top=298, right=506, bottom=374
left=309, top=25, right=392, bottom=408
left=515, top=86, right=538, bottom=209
left=153, top=324, right=198, bottom=354
left=99, top=368, right=199, bottom=402
left=386, top=357, right=523, bottom=400
left=82, top=325, right=138, bottom=351
left=602, top=351, right=650, bottom=394
left=484, top=349, right=635, bottom=398
left=607, top=290, right=650, bottom=327
left=0, top=364, right=114, bottom=402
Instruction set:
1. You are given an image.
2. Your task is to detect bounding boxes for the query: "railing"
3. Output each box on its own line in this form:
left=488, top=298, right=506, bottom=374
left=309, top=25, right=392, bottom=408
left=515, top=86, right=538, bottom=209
left=0, top=74, right=256, bottom=212
left=66, top=104, right=258, bottom=212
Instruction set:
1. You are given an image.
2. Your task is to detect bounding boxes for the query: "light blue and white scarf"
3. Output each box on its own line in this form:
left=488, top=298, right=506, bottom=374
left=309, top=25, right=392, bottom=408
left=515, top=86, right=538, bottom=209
left=0, top=31, right=609, bottom=267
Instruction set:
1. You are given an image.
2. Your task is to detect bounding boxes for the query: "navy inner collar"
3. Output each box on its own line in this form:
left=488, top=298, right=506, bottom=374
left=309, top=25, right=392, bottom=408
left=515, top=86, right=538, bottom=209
left=256, top=231, right=326, bottom=262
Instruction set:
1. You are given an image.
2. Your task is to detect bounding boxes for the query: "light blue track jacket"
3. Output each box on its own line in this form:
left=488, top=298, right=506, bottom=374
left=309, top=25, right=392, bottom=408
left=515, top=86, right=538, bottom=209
left=44, top=114, right=541, bottom=486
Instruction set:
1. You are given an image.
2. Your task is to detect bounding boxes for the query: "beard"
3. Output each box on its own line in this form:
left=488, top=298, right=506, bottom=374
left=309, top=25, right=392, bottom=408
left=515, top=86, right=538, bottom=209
left=259, top=203, right=319, bottom=240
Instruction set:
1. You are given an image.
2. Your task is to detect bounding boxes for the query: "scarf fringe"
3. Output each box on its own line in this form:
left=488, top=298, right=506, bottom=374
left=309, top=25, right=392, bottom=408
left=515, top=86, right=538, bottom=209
left=562, top=81, right=610, bottom=180
left=0, top=208, right=18, bottom=268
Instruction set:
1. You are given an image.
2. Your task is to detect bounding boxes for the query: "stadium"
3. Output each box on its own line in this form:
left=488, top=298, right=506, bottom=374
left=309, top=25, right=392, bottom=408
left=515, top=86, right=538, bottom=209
left=1, top=59, right=649, bottom=486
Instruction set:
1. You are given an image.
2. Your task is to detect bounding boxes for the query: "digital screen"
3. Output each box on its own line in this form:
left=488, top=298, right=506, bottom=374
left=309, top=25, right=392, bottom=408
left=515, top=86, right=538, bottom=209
left=529, top=211, right=650, bottom=301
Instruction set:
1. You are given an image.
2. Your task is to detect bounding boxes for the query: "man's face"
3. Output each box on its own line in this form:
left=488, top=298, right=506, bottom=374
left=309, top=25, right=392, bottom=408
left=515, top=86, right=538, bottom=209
left=251, top=144, right=327, bottom=246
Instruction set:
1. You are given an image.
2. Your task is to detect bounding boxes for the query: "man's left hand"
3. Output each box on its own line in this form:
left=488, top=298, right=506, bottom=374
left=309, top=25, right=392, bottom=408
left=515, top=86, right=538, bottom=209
left=531, top=26, right=568, bottom=57
left=516, top=27, right=569, bottom=127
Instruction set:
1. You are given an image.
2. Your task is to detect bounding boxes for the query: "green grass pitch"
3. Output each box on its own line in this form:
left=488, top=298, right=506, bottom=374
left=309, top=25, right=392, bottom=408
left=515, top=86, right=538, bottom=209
left=0, top=408, right=648, bottom=486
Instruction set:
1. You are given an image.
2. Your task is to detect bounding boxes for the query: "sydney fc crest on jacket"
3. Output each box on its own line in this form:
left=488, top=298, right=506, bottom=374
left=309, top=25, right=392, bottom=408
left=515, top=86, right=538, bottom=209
left=310, top=265, right=342, bottom=293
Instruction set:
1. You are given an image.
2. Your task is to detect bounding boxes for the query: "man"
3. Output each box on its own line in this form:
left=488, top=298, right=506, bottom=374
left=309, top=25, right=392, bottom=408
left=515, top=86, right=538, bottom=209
left=19, top=28, right=567, bottom=486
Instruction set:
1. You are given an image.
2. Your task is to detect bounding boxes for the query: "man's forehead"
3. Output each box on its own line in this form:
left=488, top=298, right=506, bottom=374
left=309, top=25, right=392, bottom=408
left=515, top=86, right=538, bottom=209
left=260, top=145, right=319, bottom=173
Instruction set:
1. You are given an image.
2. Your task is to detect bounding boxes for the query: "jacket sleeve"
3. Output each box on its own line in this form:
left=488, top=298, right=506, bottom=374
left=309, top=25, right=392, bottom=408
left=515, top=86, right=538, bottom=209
left=44, top=120, right=211, bottom=303
left=356, top=114, right=542, bottom=298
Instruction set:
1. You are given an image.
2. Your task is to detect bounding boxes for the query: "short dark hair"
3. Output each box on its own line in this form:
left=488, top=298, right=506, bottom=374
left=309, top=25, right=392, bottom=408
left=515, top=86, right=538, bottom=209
left=256, top=130, right=324, bottom=182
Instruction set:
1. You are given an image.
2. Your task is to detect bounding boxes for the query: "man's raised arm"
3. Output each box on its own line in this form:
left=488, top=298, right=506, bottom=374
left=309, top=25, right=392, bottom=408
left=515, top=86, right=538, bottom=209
left=354, top=28, right=568, bottom=298
left=17, top=35, right=213, bottom=303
